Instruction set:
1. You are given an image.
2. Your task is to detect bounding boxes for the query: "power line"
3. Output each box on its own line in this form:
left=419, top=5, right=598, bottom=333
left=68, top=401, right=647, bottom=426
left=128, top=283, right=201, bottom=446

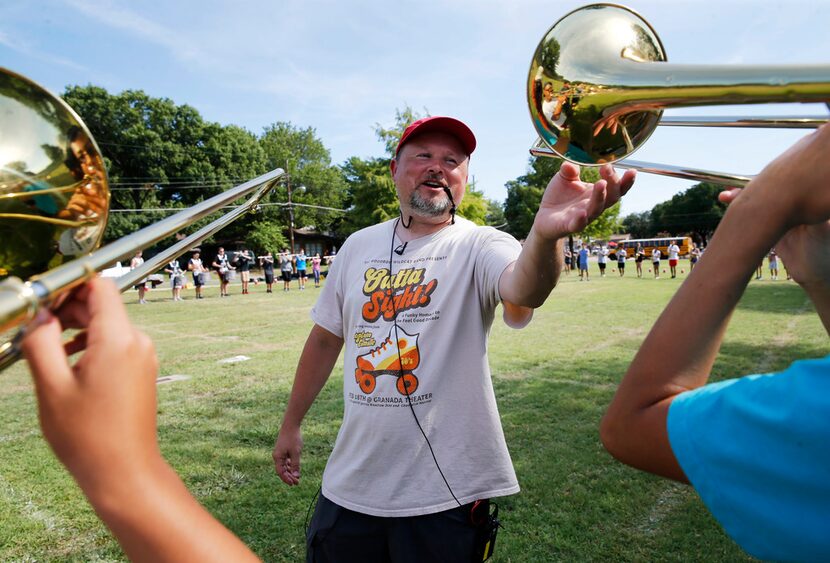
left=109, top=183, right=247, bottom=191
left=259, top=202, right=346, bottom=212
left=96, top=140, right=250, bottom=159
left=109, top=201, right=347, bottom=214
left=109, top=176, right=256, bottom=182
left=110, top=179, right=252, bottom=186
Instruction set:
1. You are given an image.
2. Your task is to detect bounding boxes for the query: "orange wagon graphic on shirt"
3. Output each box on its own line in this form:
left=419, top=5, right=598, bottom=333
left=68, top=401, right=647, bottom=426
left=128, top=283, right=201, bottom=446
left=354, top=327, right=420, bottom=396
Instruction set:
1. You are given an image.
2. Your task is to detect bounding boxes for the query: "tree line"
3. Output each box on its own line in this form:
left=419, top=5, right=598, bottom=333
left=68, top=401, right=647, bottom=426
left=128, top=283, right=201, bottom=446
left=64, top=85, right=726, bottom=256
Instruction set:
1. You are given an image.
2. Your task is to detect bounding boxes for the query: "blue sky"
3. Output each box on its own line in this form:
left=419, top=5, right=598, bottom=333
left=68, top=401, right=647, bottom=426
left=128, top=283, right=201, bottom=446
left=2, top=0, right=828, bottom=215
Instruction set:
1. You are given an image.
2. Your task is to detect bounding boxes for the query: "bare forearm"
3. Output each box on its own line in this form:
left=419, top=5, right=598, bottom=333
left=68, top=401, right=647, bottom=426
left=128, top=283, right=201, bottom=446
left=634, top=192, right=789, bottom=394
left=88, top=459, right=259, bottom=562
left=802, top=284, right=830, bottom=335
left=604, top=125, right=830, bottom=481
left=602, top=189, right=790, bottom=479
left=502, top=228, right=563, bottom=308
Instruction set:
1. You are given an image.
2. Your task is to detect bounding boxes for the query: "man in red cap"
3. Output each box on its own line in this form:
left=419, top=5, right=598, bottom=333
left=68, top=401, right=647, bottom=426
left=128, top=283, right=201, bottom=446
left=274, top=115, right=635, bottom=562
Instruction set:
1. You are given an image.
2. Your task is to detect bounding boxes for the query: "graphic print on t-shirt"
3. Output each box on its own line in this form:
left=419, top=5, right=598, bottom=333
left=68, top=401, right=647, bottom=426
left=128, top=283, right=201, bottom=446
left=347, top=262, right=440, bottom=407
left=354, top=326, right=420, bottom=395
left=360, top=266, right=437, bottom=322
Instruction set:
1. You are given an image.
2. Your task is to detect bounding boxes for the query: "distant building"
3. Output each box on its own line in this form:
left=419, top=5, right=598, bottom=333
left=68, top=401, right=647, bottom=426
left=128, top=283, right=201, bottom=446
left=292, top=226, right=342, bottom=258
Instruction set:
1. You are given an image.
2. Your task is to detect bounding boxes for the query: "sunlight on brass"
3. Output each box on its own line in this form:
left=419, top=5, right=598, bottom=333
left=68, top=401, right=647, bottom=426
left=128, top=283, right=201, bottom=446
left=527, top=3, right=830, bottom=169
left=0, top=66, right=285, bottom=370
left=0, top=68, right=109, bottom=281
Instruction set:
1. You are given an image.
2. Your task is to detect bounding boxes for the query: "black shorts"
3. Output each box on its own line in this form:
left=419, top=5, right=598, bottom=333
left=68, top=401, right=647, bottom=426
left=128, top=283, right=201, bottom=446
left=281, top=270, right=292, bottom=282
left=265, top=272, right=275, bottom=284
left=618, top=262, right=625, bottom=270
left=306, top=494, right=488, bottom=563
left=298, top=268, right=307, bottom=278
left=193, top=273, right=205, bottom=287
left=598, top=262, right=606, bottom=271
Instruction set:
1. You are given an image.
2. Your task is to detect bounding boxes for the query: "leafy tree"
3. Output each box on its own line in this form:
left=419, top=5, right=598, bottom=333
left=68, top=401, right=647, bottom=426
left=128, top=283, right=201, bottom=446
left=456, top=185, right=489, bottom=225
left=540, top=37, right=562, bottom=78
left=259, top=122, right=347, bottom=234
left=650, top=182, right=726, bottom=245
left=504, top=157, right=621, bottom=242
left=62, top=85, right=351, bottom=257
left=340, top=156, right=397, bottom=235
left=245, top=219, right=287, bottom=256
left=504, top=155, right=563, bottom=239
left=621, top=211, right=654, bottom=239
left=62, top=85, right=268, bottom=245
left=580, top=202, right=621, bottom=241
left=485, top=199, right=506, bottom=228
left=374, top=106, right=427, bottom=157
left=504, top=180, right=543, bottom=239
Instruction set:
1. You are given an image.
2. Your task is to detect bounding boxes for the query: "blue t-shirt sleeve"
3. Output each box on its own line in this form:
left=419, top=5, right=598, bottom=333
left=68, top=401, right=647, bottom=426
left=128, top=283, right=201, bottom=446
left=667, top=355, right=830, bottom=561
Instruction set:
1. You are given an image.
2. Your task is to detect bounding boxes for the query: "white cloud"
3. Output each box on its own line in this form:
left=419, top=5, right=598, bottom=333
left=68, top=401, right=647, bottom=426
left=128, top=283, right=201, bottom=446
left=0, top=28, right=88, bottom=72
left=63, top=0, right=201, bottom=61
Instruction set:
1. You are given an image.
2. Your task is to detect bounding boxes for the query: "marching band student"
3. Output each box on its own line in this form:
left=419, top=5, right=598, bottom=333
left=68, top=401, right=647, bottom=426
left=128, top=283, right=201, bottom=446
left=260, top=252, right=276, bottom=293
left=667, top=240, right=680, bottom=278
left=311, top=253, right=322, bottom=288
left=651, top=246, right=661, bottom=279
left=294, top=248, right=308, bottom=290
left=188, top=251, right=207, bottom=299
left=279, top=248, right=294, bottom=292
left=164, top=258, right=185, bottom=301
left=130, top=250, right=148, bottom=304
left=212, top=247, right=232, bottom=298
left=601, top=124, right=830, bottom=561
left=616, top=246, right=627, bottom=277
left=236, top=248, right=254, bottom=294
left=634, top=243, right=645, bottom=278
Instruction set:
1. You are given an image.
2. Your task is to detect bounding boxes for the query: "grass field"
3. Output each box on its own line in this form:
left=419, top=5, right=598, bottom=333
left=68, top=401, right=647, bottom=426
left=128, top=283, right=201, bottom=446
left=0, top=262, right=826, bottom=562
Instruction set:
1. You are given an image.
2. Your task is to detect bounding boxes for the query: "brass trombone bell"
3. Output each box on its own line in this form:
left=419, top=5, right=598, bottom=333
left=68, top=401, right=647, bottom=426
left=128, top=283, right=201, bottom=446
left=0, top=67, right=285, bottom=369
left=0, top=68, right=110, bottom=281
left=527, top=3, right=830, bottom=177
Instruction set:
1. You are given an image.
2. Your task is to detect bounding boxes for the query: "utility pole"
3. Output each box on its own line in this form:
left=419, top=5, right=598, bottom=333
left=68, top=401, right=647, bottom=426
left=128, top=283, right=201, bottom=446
left=287, top=172, right=296, bottom=255
left=286, top=162, right=305, bottom=255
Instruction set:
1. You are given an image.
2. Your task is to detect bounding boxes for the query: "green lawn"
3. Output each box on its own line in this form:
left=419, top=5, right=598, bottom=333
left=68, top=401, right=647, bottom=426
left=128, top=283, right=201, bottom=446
left=0, top=264, right=825, bottom=561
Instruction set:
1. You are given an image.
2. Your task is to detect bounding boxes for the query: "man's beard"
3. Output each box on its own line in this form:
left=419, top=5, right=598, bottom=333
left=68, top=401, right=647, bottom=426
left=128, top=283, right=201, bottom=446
left=408, top=188, right=451, bottom=218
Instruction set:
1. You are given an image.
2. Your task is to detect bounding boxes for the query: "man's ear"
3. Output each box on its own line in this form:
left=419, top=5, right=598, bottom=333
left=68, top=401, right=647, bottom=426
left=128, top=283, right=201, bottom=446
left=390, top=158, right=398, bottom=178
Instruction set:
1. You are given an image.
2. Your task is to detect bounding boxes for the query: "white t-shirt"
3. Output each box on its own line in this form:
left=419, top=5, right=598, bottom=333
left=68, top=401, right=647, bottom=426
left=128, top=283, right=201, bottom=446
left=311, top=217, right=523, bottom=517
left=542, top=99, right=557, bottom=121
left=652, top=249, right=662, bottom=261
left=189, top=258, right=204, bottom=272
left=167, top=260, right=183, bottom=279
left=668, top=244, right=680, bottom=260
left=617, top=249, right=627, bottom=263
left=598, top=248, right=608, bottom=264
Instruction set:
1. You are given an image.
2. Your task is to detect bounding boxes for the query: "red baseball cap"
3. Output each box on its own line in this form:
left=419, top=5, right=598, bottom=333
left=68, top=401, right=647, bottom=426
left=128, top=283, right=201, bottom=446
left=395, top=116, right=477, bottom=157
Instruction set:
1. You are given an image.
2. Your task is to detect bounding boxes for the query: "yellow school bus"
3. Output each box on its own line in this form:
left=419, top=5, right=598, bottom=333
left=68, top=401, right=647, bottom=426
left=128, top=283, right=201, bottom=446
left=613, top=237, right=693, bottom=260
